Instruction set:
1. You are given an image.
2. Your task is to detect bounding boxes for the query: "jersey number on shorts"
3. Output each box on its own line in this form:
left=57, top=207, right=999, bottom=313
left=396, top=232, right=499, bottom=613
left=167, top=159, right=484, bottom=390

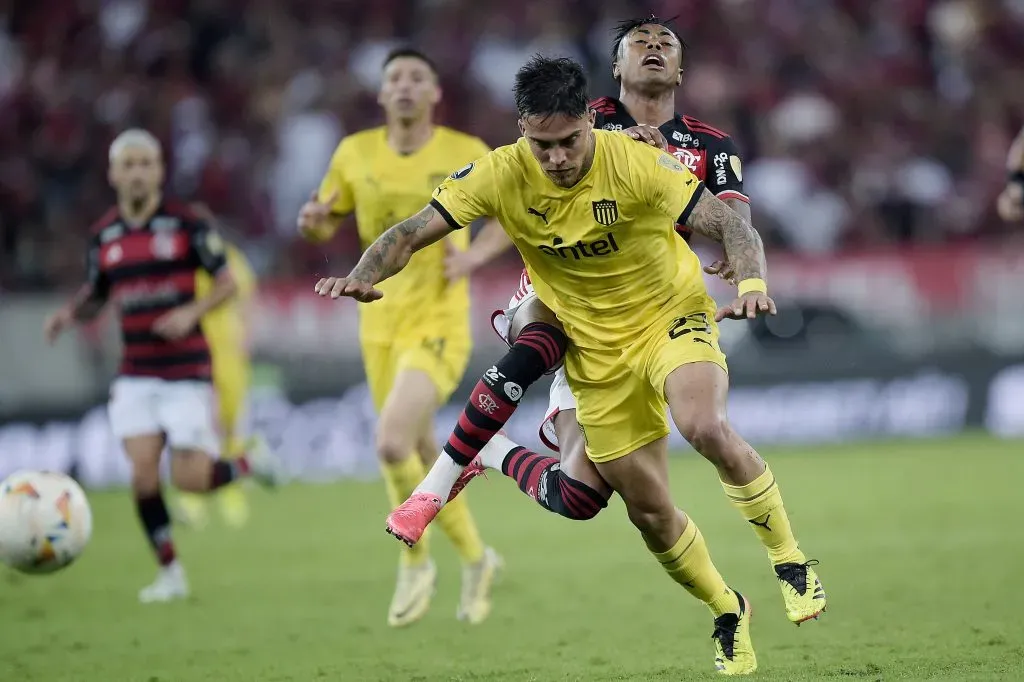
left=668, top=312, right=711, bottom=340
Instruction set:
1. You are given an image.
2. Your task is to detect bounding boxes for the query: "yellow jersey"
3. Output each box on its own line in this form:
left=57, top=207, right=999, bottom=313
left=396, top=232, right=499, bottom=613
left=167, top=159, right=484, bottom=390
left=431, top=129, right=706, bottom=350
left=317, top=126, right=490, bottom=343
left=197, top=243, right=256, bottom=353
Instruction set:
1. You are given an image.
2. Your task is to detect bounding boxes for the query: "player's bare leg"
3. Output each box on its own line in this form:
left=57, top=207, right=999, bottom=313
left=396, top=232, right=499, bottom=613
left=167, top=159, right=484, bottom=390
left=378, top=368, right=490, bottom=625
left=665, top=362, right=825, bottom=624
left=594, top=437, right=755, bottom=675
left=376, top=370, right=440, bottom=626
left=414, top=419, right=501, bottom=624
left=126, top=434, right=190, bottom=604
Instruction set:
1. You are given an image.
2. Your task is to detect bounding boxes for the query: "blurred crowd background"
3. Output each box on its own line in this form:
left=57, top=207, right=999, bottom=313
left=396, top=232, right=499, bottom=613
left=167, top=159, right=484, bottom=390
left=2, top=0, right=1024, bottom=291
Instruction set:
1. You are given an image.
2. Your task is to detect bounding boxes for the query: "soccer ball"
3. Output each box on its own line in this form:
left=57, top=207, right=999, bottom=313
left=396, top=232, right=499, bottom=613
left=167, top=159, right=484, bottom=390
left=0, top=470, right=93, bottom=574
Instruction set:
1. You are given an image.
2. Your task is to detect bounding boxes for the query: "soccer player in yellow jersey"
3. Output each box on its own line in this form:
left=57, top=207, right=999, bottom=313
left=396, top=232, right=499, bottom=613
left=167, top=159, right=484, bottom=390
left=297, top=48, right=503, bottom=628
left=316, top=55, right=827, bottom=675
left=177, top=231, right=258, bottom=529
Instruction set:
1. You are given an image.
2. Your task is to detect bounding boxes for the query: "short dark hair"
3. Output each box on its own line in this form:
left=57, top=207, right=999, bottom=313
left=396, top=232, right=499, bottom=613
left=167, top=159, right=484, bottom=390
left=513, top=55, right=590, bottom=119
left=611, top=15, right=687, bottom=65
left=382, top=47, right=438, bottom=75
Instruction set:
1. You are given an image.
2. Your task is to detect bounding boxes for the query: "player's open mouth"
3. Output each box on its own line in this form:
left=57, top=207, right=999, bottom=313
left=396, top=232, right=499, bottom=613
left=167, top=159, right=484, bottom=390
left=641, top=55, right=665, bottom=70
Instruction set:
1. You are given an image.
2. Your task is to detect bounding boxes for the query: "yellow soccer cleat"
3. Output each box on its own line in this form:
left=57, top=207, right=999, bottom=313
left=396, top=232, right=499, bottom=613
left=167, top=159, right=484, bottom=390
left=775, top=560, right=826, bottom=625
left=456, top=546, right=502, bottom=625
left=712, top=592, right=757, bottom=676
left=388, top=560, right=436, bottom=627
left=217, top=485, right=250, bottom=529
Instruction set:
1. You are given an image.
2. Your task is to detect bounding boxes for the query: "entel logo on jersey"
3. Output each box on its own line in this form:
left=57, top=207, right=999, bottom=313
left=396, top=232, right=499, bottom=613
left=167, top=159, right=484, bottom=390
left=539, top=234, right=620, bottom=259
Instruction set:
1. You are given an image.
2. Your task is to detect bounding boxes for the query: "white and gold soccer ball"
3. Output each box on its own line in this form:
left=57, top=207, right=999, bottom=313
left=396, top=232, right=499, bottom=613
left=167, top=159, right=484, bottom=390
left=0, top=470, right=93, bottom=574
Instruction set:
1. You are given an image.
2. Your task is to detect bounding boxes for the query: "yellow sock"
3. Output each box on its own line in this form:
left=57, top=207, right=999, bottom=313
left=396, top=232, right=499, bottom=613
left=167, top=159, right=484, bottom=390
left=435, top=496, right=485, bottom=564
left=721, top=465, right=806, bottom=566
left=648, top=514, right=740, bottom=617
left=382, top=457, right=431, bottom=566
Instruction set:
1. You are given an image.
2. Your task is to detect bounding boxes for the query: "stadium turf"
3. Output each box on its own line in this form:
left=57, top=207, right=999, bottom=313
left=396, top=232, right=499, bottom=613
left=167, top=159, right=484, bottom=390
left=2, top=433, right=1022, bottom=681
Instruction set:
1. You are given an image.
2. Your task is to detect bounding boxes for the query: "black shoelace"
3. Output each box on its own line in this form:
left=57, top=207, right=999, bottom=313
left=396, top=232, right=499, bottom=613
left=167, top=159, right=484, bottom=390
left=711, top=612, right=740, bottom=659
left=775, top=559, right=820, bottom=596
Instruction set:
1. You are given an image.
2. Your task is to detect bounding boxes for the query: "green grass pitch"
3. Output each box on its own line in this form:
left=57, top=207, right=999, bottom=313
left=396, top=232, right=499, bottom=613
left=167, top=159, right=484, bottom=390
left=2, top=434, right=1023, bottom=681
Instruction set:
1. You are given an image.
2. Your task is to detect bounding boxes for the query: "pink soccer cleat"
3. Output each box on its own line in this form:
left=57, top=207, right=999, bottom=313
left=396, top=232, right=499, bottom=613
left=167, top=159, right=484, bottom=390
left=386, top=492, right=443, bottom=547
left=447, top=457, right=486, bottom=502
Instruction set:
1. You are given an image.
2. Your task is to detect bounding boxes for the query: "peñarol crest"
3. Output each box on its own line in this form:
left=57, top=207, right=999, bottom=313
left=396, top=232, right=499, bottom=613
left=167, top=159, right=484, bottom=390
left=591, top=199, right=618, bottom=226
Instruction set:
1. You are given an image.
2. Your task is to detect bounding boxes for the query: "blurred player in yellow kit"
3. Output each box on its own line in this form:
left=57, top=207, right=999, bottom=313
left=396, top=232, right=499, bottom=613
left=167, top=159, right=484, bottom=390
left=176, top=219, right=258, bottom=529
left=297, top=48, right=506, bottom=627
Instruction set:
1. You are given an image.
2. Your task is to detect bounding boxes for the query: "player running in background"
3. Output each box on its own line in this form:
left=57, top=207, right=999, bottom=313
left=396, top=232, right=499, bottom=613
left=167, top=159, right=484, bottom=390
left=316, top=55, right=828, bottom=675
left=997, top=124, right=1024, bottom=222
left=176, top=222, right=259, bottom=529
left=297, top=48, right=504, bottom=627
left=43, top=129, right=282, bottom=603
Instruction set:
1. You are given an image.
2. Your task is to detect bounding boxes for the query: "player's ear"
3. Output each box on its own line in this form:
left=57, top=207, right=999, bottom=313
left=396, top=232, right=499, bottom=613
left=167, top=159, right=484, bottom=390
left=587, top=109, right=596, bottom=129
left=518, top=119, right=526, bottom=137
left=676, top=67, right=683, bottom=86
left=611, top=60, right=621, bottom=81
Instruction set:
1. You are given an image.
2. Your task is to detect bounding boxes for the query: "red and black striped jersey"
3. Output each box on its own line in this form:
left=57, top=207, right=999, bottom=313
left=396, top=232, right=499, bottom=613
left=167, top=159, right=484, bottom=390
left=83, top=200, right=228, bottom=381
left=590, top=96, right=749, bottom=236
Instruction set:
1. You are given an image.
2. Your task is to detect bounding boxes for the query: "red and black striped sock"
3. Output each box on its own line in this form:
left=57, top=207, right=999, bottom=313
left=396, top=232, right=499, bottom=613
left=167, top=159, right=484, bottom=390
left=135, top=491, right=177, bottom=566
left=501, top=446, right=607, bottom=520
left=443, top=322, right=566, bottom=466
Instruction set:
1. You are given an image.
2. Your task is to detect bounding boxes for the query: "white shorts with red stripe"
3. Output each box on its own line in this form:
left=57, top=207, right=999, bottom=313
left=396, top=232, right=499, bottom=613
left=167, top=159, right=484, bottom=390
left=489, top=270, right=577, bottom=452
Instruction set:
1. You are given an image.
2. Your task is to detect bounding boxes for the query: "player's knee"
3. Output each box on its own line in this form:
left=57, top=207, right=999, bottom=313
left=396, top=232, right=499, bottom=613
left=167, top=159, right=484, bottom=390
left=543, top=469, right=607, bottom=521
left=168, top=450, right=207, bottom=492
left=376, top=428, right=413, bottom=464
left=502, top=322, right=568, bottom=382
left=677, top=414, right=731, bottom=457
left=625, top=503, right=676, bottom=536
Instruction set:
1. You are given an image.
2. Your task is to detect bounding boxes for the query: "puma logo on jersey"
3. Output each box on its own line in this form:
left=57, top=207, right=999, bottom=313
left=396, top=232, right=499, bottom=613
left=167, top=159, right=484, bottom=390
left=538, top=234, right=620, bottom=260
left=527, top=207, right=550, bottom=224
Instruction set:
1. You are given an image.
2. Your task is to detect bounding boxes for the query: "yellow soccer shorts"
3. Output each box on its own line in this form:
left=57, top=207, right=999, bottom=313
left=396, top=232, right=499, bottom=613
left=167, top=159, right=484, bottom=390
left=362, top=327, right=471, bottom=412
left=567, top=293, right=728, bottom=463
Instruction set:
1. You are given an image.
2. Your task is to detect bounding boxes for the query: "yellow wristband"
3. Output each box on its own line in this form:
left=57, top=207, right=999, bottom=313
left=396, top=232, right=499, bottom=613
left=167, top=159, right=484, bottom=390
left=737, top=278, right=767, bottom=296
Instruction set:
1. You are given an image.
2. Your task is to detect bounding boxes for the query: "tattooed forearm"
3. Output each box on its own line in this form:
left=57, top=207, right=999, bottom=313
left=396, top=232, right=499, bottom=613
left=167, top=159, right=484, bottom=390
left=348, top=205, right=444, bottom=285
left=685, top=189, right=766, bottom=282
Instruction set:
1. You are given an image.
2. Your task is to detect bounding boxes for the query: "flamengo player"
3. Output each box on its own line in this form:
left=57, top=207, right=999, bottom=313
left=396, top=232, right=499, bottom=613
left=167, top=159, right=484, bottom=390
left=43, top=130, right=282, bottom=603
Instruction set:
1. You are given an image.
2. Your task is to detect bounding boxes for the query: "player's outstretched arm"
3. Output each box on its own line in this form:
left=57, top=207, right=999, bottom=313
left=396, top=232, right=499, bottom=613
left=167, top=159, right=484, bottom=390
left=314, top=204, right=454, bottom=302
left=685, top=188, right=776, bottom=321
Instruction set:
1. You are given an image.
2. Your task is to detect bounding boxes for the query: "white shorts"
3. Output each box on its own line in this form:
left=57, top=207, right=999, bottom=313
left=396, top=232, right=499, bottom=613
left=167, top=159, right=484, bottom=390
left=108, top=376, right=219, bottom=454
left=490, top=270, right=578, bottom=452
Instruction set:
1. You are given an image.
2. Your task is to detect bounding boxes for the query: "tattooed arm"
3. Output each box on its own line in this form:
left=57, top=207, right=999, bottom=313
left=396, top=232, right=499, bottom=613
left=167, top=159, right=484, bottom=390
left=684, top=188, right=776, bottom=321
left=314, top=204, right=454, bottom=302
left=685, top=188, right=766, bottom=282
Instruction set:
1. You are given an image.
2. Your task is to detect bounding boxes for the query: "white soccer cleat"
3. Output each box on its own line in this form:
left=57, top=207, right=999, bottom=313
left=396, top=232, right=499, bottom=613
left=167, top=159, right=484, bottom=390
left=457, top=546, right=503, bottom=625
left=245, top=435, right=284, bottom=488
left=388, top=559, right=437, bottom=627
left=138, top=562, right=189, bottom=603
